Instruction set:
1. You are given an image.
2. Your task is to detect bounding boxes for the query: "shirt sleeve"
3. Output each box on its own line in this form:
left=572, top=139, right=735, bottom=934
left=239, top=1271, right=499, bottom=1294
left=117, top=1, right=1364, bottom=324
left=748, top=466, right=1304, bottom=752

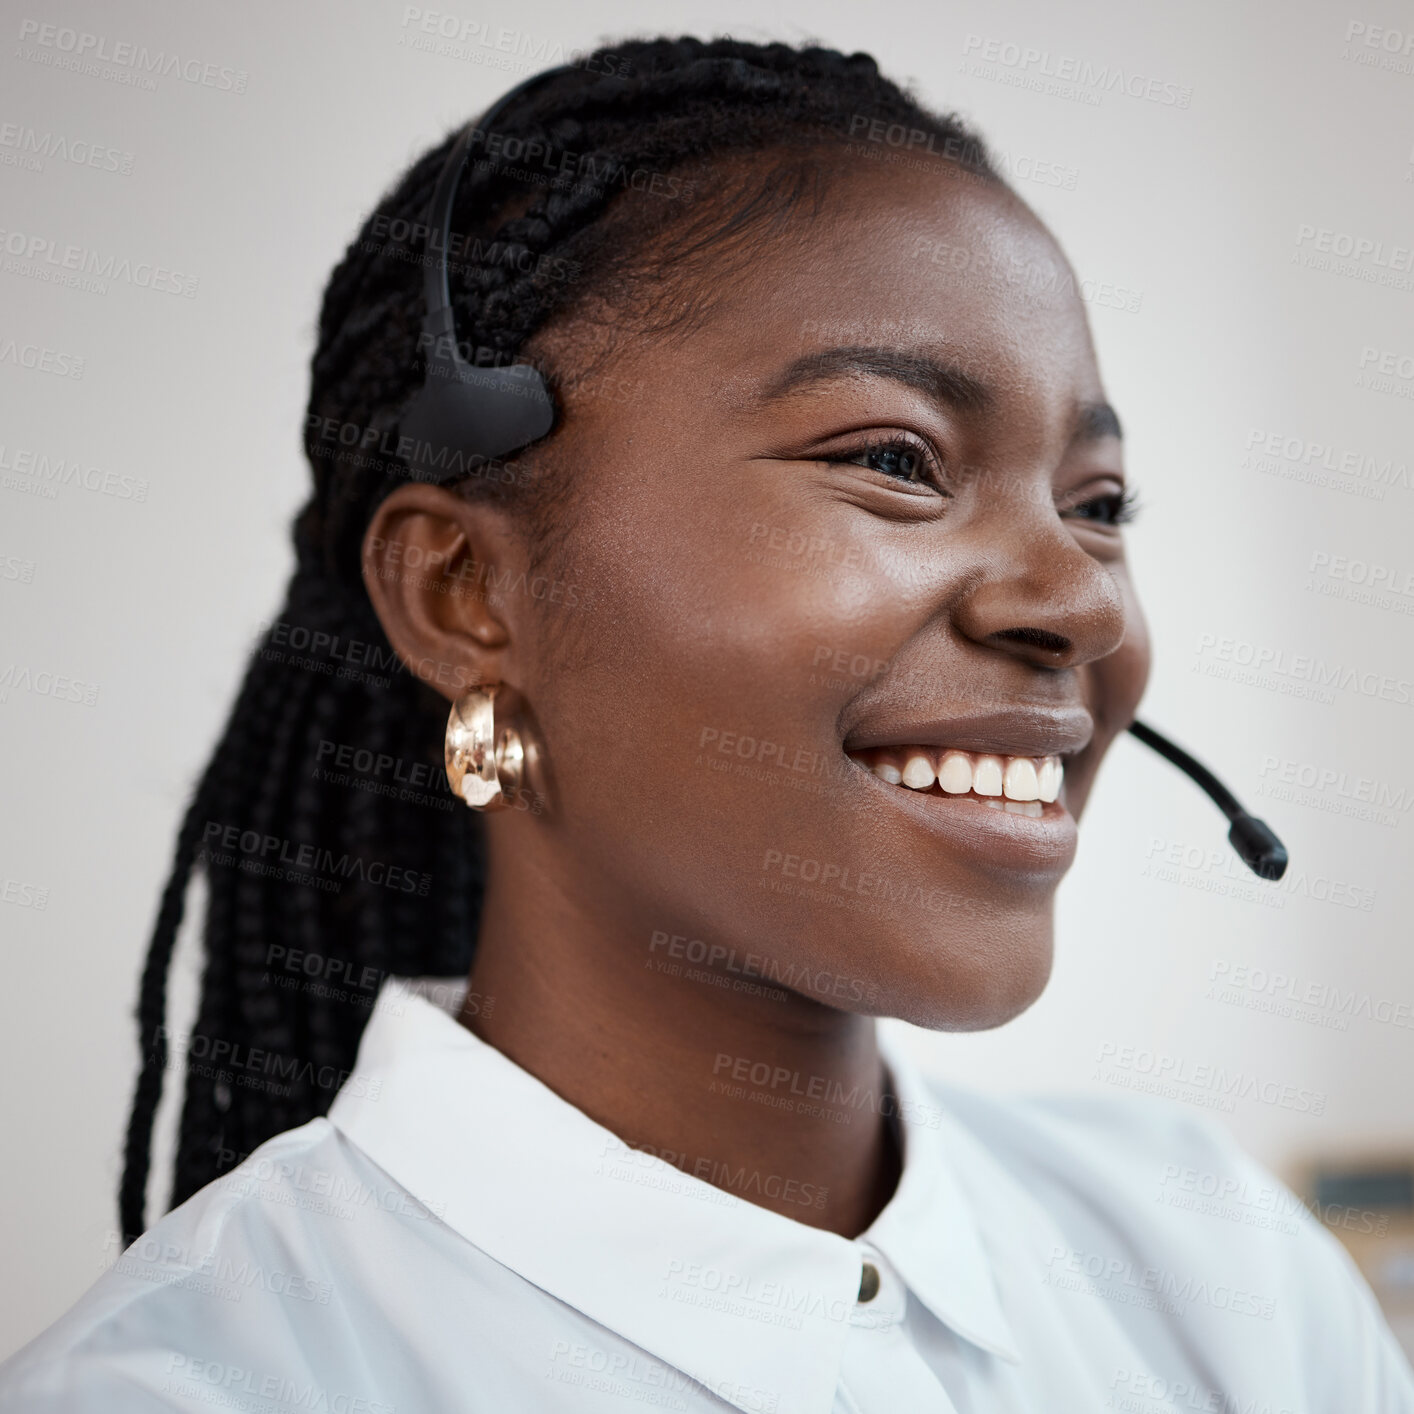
left=1202, top=1118, right=1414, bottom=1414
left=0, top=1121, right=354, bottom=1413
left=1041, top=1094, right=1414, bottom=1413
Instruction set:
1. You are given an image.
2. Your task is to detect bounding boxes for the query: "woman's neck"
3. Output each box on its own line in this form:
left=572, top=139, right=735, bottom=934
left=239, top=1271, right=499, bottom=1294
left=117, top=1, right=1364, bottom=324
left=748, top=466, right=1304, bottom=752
left=459, top=861, right=902, bottom=1239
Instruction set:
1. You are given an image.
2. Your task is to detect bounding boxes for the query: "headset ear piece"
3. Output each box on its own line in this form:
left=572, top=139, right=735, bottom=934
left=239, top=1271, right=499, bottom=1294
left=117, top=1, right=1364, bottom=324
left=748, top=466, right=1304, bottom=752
left=398, top=361, right=555, bottom=480
left=395, top=71, right=576, bottom=483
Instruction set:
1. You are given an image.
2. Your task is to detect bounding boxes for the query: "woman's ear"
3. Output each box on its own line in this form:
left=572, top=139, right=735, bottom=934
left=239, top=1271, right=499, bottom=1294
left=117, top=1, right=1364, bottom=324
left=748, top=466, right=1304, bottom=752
left=361, top=483, right=529, bottom=703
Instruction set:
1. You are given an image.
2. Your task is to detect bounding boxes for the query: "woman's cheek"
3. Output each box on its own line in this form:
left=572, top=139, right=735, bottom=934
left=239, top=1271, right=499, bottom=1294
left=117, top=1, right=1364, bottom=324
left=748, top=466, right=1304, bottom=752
left=1065, top=570, right=1150, bottom=820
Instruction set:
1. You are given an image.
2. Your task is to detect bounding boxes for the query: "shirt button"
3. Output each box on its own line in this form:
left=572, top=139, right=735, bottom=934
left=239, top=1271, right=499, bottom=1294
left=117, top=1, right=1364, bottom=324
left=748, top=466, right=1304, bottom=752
left=857, top=1261, right=881, bottom=1303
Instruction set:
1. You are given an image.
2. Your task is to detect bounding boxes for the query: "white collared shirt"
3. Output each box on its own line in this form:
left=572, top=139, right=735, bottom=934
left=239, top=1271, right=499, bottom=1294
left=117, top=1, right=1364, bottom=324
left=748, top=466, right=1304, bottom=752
left=4, top=975, right=1411, bottom=1413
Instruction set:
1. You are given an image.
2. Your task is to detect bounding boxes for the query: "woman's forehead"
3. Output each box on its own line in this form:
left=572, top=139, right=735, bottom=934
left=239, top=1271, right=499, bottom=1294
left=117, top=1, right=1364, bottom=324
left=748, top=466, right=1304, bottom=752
left=535, top=152, right=1106, bottom=440
left=697, top=163, right=1089, bottom=378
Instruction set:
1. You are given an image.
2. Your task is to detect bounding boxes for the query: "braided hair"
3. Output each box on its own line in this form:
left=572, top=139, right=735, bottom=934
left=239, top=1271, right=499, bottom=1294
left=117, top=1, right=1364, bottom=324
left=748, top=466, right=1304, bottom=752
left=120, top=34, right=1000, bottom=1237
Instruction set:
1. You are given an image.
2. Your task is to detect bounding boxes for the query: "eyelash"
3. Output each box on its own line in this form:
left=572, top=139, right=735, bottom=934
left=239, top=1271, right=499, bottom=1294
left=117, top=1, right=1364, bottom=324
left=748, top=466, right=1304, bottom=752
left=1066, top=487, right=1141, bottom=527
left=824, top=434, right=948, bottom=492
left=825, top=435, right=1141, bottom=528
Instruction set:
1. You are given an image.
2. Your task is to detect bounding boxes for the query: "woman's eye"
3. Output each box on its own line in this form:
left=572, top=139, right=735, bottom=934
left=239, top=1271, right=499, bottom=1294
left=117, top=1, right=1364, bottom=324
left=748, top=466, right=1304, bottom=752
left=826, top=437, right=944, bottom=491
left=1065, top=488, right=1140, bottom=527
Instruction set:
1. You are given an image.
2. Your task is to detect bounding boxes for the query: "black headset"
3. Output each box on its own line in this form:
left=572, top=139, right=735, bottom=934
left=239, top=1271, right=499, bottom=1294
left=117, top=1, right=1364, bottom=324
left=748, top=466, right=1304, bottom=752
left=395, top=68, right=568, bottom=480
left=396, top=71, right=1289, bottom=883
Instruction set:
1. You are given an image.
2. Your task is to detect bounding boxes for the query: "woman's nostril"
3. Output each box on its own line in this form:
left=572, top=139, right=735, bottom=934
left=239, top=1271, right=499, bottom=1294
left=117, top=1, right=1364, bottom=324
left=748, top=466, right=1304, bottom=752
left=993, top=627, right=1071, bottom=655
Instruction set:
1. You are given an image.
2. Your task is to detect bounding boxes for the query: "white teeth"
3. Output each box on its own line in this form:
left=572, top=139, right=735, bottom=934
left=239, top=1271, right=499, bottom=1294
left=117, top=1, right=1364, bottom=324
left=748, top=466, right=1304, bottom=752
left=858, top=748, right=1064, bottom=812
left=1004, top=800, right=1044, bottom=817
left=901, top=754, right=935, bottom=790
left=1037, top=757, right=1062, bottom=803
left=1002, top=758, right=1040, bottom=801
left=972, top=755, right=1004, bottom=796
left=938, top=752, right=972, bottom=794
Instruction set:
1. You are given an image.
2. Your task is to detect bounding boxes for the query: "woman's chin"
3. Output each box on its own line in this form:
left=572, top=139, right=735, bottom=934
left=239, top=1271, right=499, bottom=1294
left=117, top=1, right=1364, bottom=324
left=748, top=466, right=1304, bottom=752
left=875, top=922, right=1056, bottom=1032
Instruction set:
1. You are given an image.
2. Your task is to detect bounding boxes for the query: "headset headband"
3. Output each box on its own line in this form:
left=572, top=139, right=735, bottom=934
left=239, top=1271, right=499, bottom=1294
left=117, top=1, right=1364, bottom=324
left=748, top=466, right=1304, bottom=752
left=396, top=66, right=578, bottom=480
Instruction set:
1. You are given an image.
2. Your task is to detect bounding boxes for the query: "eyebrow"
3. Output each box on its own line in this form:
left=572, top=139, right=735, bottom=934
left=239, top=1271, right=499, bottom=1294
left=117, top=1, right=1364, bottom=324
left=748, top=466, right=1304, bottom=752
left=754, top=344, right=1123, bottom=442
left=1075, top=401, right=1123, bottom=442
left=756, top=345, right=991, bottom=414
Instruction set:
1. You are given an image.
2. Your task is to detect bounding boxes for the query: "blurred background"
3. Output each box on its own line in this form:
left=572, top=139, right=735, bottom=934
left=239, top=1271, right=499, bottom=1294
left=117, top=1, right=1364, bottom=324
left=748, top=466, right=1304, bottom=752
left=2, top=0, right=1411, bottom=1361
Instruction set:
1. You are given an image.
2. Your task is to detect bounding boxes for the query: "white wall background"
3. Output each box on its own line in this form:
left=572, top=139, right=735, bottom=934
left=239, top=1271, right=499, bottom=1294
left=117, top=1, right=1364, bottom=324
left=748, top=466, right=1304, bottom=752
left=2, top=0, right=1411, bottom=1361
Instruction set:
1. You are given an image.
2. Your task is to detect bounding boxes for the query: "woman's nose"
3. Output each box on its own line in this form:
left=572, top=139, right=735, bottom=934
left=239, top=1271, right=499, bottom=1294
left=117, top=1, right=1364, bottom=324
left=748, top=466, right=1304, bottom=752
left=948, top=507, right=1128, bottom=671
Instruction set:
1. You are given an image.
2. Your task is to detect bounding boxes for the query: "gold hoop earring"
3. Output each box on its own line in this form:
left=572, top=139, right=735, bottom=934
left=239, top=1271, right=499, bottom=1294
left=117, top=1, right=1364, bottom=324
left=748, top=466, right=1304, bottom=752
left=444, top=685, right=524, bottom=811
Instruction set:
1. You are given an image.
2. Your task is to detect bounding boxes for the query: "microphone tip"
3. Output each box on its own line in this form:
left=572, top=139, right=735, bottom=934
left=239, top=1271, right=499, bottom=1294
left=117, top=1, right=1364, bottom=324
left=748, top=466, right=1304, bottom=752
left=1228, top=814, right=1289, bottom=881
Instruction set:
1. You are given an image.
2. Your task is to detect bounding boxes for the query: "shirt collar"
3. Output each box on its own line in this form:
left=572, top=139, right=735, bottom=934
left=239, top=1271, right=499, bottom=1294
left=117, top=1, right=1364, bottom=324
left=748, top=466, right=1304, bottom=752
left=860, top=1035, right=1021, bottom=1364
left=328, top=977, right=1019, bottom=1414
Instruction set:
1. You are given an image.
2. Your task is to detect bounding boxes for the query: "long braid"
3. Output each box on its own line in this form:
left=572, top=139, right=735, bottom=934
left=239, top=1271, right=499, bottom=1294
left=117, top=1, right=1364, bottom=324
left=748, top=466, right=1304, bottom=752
left=120, top=643, right=299, bottom=1237
left=122, top=35, right=999, bottom=1229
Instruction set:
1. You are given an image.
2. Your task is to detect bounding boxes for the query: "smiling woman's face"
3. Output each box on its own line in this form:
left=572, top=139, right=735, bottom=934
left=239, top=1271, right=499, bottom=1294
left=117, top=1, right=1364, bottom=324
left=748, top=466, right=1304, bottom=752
left=410, top=152, right=1150, bottom=1032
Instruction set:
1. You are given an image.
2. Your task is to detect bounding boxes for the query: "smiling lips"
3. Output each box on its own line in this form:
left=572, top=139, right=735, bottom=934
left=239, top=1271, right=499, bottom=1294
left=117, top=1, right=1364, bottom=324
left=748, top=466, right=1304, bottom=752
left=847, top=746, right=1064, bottom=818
